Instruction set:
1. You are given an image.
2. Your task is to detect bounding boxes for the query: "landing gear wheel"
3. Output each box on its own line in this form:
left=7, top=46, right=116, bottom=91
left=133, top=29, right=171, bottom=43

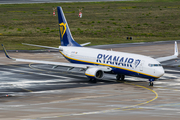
left=116, top=74, right=125, bottom=82
left=149, top=82, right=153, bottom=86
left=89, top=78, right=97, bottom=83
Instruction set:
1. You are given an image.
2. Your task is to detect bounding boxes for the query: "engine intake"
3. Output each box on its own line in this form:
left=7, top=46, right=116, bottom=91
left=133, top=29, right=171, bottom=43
left=85, top=68, right=104, bottom=79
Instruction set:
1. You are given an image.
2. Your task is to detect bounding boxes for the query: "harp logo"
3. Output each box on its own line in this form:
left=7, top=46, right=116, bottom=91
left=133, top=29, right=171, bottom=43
left=59, top=22, right=66, bottom=39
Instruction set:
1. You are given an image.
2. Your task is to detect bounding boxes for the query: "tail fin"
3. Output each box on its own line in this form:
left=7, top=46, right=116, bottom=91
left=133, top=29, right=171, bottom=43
left=57, top=6, right=81, bottom=47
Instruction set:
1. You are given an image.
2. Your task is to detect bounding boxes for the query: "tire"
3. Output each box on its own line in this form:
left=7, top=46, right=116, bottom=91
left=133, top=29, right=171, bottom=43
left=89, top=78, right=97, bottom=83
left=116, top=74, right=125, bottom=81
left=149, top=82, right=153, bottom=86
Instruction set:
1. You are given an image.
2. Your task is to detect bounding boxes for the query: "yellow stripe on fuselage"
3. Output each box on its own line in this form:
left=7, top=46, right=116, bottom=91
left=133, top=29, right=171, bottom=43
left=59, top=51, right=159, bottom=78
left=85, top=73, right=95, bottom=77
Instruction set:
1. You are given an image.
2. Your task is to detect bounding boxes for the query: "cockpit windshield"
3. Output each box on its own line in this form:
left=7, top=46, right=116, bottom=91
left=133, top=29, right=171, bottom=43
left=148, top=64, right=162, bottom=67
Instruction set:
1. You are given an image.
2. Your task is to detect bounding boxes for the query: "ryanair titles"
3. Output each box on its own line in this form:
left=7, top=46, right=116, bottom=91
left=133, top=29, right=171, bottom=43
left=96, top=54, right=141, bottom=68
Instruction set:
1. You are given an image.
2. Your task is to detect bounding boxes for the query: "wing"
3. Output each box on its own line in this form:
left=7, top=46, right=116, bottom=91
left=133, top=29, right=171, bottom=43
left=1, top=44, right=111, bottom=72
left=156, top=41, right=178, bottom=62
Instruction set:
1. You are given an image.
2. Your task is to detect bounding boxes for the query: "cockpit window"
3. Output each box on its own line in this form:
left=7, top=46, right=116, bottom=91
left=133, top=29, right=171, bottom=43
left=148, top=64, right=162, bottom=67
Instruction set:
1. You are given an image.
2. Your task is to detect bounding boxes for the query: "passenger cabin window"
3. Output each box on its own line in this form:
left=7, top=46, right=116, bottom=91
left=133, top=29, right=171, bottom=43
left=148, top=64, right=162, bottom=67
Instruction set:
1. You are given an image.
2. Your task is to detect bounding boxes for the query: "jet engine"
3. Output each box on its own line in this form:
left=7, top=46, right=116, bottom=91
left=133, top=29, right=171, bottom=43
left=85, top=68, right=104, bottom=79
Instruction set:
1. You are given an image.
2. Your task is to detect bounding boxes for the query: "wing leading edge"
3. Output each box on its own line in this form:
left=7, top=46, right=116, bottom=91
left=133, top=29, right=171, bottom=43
left=156, top=41, right=179, bottom=62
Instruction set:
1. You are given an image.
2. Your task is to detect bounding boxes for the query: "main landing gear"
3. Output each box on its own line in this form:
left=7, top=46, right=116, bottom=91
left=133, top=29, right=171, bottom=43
left=89, top=78, right=97, bottom=83
left=116, top=74, right=125, bottom=82
left=149, top=78, right=154, bottom=86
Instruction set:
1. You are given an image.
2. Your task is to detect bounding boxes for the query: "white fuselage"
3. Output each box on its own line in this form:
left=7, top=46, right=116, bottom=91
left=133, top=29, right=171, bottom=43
left=60, top=46, right=164, bottom=79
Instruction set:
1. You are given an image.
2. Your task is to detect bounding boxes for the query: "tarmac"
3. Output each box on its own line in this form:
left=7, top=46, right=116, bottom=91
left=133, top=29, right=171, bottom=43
left=1, top=0, right=180, bottom=119
left=0, top=41, right=180, bottom=120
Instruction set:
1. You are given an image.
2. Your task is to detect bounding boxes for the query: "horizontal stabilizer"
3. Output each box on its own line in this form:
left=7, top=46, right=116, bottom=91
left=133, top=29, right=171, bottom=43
left=22, top=43, right=63, bottom=51
left=80, top=42, right=91, bottom=46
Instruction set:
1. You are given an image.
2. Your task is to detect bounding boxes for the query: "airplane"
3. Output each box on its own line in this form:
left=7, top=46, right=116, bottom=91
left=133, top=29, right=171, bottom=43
left=1, top=6, right=179, bottom=86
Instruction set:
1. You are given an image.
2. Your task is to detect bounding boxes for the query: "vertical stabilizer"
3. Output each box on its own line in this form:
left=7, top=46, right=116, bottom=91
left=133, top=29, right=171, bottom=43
left=57, top=6, right=81, bottom=47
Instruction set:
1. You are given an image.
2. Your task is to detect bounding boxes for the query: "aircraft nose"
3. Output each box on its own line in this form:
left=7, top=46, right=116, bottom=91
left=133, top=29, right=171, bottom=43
left=156, top=67, right=165, bottom=77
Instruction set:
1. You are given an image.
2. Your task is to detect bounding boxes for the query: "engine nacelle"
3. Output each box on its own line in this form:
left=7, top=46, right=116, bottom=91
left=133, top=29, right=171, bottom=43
left=85, top=68, right=104, bottom=79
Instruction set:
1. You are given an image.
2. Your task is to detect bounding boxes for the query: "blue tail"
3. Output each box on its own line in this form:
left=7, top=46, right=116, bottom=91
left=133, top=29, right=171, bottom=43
left=57, top=6, right=81, bottom=47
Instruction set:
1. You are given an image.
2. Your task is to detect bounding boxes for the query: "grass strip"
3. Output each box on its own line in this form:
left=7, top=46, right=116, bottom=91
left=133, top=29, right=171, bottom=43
left=0, top=1, right=180, bottom=50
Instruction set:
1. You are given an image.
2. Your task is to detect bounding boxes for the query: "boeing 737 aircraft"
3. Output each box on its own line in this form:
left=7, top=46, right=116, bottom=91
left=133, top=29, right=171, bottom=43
left=2, top=6, right=179, bottom=86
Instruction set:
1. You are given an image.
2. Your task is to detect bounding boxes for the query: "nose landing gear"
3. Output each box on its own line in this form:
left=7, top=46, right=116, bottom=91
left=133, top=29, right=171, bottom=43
left=149, top=78, right=154, bottom=86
